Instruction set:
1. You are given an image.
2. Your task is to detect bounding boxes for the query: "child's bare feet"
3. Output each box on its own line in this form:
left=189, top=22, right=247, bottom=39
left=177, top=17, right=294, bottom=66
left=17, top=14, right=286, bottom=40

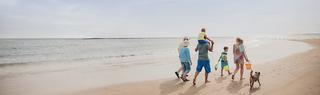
left=231, top=75, right=235, bottom=80
left=180, top=77, right=185, bottom=81
left=205, top=80, right=210, bottom=83
left=181, top=77, right=190, bottom=82
left=192, top=79, right=196, bottom=85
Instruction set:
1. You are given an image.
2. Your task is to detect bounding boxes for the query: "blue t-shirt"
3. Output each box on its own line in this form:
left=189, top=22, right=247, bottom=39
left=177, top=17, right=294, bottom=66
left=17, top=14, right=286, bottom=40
left=179, top=47, right=191, bottom=62
left=197, top=43, right=209, bottom=60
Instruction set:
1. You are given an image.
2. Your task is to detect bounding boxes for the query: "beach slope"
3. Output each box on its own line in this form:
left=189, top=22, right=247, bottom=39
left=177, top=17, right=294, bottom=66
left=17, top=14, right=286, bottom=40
left=75, top=39, right=320, bottom=95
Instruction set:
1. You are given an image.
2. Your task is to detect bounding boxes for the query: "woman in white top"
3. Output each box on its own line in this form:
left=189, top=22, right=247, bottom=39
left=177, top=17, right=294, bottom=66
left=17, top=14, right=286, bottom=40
left=232, top=38, right=250, bottom=80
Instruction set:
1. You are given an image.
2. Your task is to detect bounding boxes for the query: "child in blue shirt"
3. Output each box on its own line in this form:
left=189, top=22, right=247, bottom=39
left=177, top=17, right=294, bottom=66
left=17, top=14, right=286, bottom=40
left=216, top=46, right=232, bottom=76
left=179, top=40, right=192, bottom=82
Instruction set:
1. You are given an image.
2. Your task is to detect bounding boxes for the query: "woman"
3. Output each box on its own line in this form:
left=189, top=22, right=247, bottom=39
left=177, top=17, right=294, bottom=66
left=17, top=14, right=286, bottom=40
left=232, top=38, right=250, bottom=80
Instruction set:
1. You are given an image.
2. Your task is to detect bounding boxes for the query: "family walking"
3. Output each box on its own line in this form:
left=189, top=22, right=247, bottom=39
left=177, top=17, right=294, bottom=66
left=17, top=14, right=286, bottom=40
left=175, top=28, right=250, bottom=85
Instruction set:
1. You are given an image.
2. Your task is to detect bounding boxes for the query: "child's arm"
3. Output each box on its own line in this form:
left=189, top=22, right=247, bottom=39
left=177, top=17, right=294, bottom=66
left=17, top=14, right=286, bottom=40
left=217, top=54, right=222, bottom=63
left=208, top=41, right=214, bottom=52
left=178, top=45, right=181, bottom=56
left=204, top=34, right=213, bottom=42
left=214, top=54, right=222, bottom=70
left=186, top=48, right=192, bottom=65
left=195, top=44, right=199, bottom=52
left=233, top=44, right=236, bottom=54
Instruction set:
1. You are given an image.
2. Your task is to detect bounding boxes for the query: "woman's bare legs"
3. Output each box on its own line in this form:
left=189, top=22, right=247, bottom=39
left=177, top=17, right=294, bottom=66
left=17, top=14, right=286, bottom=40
left=240, top=63, right=244, bottom=80
left=232, top=62, right=240, bottom=80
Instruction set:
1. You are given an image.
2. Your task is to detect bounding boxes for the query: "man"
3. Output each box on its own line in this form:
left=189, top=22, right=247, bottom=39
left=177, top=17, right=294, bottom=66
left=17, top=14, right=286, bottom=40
left=192, top=38, right=214, bottom=85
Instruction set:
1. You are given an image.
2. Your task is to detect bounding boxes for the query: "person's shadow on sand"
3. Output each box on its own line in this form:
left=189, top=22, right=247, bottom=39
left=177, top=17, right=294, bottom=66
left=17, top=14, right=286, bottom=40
left=178, top=84, right=206, bottom=95
left=249, top=86, right=261, bottom=95
left=226, top=80, right=244, bottom=94
left=215, top=76, right=228, bottom=84
left=159, top=79, right=186, bottom=95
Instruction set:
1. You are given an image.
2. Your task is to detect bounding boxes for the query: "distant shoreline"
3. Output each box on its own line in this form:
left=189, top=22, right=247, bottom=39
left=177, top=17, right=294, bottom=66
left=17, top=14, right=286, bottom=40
left=0, top=33, right=319, bottom=40
left=0, top=37, right=234, bottom=40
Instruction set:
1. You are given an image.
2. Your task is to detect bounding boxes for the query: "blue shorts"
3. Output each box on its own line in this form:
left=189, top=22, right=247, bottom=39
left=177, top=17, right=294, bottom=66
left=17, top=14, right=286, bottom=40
left=196, top=60, right=211, bottom=73
left=221, top=61, right=228, bottom=68
left=198, top=40, right=208, bottom=44
left=181, top=62, right=191, bottom=74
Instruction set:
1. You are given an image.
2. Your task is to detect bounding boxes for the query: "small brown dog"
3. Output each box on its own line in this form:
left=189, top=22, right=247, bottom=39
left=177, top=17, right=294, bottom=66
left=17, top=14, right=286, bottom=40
left=250, top=70, right=261, bottom=90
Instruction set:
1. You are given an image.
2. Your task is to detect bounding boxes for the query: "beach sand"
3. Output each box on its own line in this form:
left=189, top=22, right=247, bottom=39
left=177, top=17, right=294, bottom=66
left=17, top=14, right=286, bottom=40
left=74, top=39, right=320, bottom=95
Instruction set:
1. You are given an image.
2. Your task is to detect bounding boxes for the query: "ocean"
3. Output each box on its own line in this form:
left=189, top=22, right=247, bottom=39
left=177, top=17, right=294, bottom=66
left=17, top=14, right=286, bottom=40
left=0, top=37, right=313, bottom=95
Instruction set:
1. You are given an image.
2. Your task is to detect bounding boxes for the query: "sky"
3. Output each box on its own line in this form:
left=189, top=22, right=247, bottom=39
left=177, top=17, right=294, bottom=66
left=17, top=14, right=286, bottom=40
left=0, top=0, right=319, bottom=38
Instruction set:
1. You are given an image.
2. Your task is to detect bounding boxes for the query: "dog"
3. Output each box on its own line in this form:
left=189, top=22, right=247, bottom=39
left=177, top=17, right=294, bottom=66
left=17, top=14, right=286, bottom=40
left=250, top=70, right=261, bottom=90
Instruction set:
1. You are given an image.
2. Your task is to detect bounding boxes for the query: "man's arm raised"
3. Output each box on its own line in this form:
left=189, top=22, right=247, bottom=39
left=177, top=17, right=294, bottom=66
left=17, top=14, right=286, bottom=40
left=208, top=41, right=214, bottom=52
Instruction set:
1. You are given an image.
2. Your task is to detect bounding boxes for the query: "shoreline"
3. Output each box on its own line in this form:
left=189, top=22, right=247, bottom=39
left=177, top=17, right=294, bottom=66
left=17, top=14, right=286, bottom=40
left=73, top=39, right=320, bottom=95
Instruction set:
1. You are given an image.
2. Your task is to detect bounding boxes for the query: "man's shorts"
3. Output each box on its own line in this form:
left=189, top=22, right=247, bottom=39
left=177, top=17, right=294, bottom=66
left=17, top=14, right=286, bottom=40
left=196, top=60, right=211, bottom=73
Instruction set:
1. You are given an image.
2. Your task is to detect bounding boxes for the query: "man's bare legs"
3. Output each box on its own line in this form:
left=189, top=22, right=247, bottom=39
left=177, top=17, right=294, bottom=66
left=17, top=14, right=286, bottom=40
left=205, top=73, right=210, bottom=83
left=193, top=71, right=210, bottom=85
left=192, top=71, right=200, bottom=85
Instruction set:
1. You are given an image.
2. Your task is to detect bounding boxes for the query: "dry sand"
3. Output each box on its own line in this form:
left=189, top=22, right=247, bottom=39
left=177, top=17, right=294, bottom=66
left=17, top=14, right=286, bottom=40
left=74, top=39, right=320, bottom=95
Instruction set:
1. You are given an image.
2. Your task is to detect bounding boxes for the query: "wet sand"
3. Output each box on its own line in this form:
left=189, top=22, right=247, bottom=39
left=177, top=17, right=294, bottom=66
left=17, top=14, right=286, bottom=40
left=74, top=39, right=320, bottom=95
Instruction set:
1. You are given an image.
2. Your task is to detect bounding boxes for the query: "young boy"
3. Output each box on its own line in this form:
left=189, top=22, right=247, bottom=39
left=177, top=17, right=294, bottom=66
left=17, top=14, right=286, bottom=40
left=175, top=37, right=189, bottom=78
left=179, top=39, right=192, bottom=82
left=216, top=46, right=232, bottom=76
left=198, top=28, right=213, bottom=44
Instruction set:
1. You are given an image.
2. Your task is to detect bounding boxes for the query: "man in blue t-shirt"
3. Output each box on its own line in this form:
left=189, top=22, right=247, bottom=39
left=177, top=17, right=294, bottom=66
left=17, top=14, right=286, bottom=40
left=192, top=39, right=214, bottom=85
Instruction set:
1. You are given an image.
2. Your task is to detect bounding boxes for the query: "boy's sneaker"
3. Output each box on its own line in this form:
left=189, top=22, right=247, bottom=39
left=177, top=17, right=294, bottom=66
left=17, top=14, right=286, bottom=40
left=175, top=72, right=179, bottom=78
